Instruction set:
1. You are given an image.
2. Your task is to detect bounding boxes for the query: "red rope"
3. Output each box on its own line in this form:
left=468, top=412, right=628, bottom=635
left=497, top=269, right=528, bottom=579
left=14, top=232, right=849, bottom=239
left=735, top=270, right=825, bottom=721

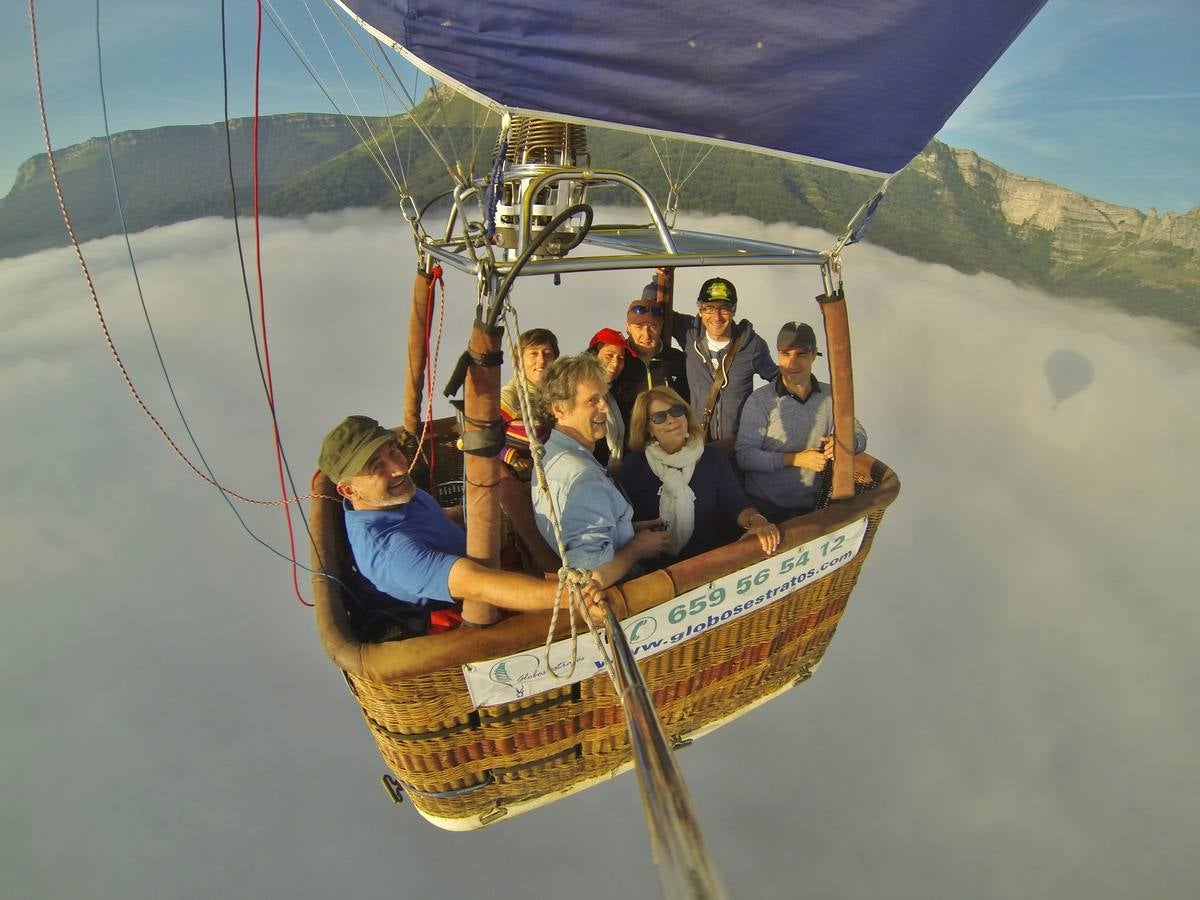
left=252, top=1, right=310, bottom=608
left=25, top=0, right=327, bottom=510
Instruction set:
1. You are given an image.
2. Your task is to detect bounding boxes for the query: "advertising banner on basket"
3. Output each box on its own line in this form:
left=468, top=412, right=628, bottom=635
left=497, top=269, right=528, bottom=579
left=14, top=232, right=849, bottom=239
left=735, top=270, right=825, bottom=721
left=462, top=517, right=869, bottom=708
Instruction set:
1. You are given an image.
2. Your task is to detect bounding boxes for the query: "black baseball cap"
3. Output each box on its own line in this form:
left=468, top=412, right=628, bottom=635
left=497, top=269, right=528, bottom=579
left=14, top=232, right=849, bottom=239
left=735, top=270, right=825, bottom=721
left=697, top=277, right=737, bottom=306
left=776, top=321, right=822, bottom=355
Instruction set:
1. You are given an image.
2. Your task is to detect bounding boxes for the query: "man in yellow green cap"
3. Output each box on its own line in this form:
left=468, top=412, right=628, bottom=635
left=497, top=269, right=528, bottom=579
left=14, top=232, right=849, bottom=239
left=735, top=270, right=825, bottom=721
left=668, top=276, right=778, bottom=442
left=319, top=415, right=598, bottom=627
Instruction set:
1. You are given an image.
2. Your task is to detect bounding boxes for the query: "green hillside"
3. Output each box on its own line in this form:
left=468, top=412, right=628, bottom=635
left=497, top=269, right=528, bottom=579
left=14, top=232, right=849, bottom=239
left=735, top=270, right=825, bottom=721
left=0, top=114, right=378, bottom=258
left=2, top=104, right=1195, bottom=336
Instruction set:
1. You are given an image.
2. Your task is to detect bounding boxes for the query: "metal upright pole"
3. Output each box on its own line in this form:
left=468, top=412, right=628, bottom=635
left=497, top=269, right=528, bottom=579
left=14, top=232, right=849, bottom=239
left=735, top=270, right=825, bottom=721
left=602, top=602, right=730, bottom=900
left=656, top=266, right=676, bottom=340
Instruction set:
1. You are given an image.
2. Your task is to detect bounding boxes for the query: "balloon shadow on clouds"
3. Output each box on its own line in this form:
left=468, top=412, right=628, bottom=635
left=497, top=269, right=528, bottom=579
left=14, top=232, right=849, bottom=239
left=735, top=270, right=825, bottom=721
left=1044, top=347, right=1095, bottom=408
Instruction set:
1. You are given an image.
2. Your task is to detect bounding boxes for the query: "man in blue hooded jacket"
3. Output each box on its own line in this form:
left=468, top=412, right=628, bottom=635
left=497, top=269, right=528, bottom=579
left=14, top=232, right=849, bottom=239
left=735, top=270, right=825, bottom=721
left=668, top=276, right=778, bottom=442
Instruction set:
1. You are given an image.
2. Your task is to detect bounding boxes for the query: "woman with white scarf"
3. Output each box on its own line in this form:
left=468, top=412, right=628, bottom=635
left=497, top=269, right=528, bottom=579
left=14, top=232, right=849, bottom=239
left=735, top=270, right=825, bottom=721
left=617, top=386, right=780, bottom=561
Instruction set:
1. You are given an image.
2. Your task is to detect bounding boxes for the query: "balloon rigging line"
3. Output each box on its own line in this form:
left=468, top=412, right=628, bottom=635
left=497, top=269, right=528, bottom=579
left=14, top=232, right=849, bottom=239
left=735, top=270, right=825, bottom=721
left=221, top=0, right=270, bottom=404
left=251, top=0, right=312, bottom=607
left=295, top=0, right=406, bottom=192
left=648, top=135, right=715, bottom=200
left=220, top=0, right=326, bottom=582
left=91, top=0, right=316, bottom=579
left=259, top=0, right=408, bottom=196
left=27, top=0, right=324, bottom=519
left=371, top=38, right=407, bottom=184
left=318, top=0, right=461, bottom=182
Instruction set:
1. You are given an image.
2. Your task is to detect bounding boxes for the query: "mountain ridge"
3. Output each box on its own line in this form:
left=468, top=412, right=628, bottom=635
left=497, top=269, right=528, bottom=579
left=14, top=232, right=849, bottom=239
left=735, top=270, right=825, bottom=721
left=2, top=112, right=1195, bottom=335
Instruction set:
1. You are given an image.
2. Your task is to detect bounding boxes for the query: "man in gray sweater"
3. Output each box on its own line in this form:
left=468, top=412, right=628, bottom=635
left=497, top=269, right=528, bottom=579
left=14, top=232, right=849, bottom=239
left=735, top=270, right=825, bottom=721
left=735, top=322, right=867, bottom=519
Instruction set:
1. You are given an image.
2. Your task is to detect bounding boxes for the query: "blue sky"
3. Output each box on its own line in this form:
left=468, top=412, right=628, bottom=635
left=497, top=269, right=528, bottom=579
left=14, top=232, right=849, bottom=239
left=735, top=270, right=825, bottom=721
left=2, top=0, right=1198, bottom=213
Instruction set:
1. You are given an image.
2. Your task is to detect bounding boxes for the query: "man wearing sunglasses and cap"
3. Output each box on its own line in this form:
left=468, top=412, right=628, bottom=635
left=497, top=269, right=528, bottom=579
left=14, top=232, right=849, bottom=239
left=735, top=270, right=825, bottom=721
left=610, top=293, right=689, bottom=436
left=668, top=276, right=778, bottom=442
left=319, top=415, right=601, bottom=628
left=735, top=322, right=867, bottom=519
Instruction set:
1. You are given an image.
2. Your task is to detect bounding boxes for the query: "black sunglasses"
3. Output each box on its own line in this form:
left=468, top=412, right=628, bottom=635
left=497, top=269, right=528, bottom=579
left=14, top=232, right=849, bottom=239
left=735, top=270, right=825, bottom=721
left=648, top=404, right=686, bottom=425
left=628, top=304, right=664, bottom=318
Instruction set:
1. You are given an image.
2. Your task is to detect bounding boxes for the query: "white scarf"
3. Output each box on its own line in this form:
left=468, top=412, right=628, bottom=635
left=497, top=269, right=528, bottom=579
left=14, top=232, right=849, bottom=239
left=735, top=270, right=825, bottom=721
left=644, top=435, right=705, bottom=556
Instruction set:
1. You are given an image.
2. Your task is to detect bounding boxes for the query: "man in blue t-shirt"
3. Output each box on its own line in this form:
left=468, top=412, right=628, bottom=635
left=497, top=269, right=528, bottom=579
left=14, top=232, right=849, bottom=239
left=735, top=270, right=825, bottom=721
left=319, top=416, right=599, bottom=626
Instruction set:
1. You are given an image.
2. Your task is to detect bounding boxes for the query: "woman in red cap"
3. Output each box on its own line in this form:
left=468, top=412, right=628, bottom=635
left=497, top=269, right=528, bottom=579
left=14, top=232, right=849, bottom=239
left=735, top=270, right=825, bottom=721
left=586, top=327, right=632, bottom=471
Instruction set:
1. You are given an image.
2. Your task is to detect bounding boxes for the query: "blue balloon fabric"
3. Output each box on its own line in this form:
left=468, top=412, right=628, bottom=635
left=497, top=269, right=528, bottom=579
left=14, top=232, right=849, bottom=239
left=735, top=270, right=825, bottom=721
left=341, top=0, right=1047, bottom=175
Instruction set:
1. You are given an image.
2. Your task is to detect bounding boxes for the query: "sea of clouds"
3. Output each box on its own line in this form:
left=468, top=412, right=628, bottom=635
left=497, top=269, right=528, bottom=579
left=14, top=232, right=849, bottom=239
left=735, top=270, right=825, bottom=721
left=3, top=208, right=1197, bottom=899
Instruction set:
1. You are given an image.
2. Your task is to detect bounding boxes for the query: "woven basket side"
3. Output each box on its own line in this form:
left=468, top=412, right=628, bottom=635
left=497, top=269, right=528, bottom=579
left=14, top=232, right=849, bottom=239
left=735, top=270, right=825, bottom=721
left=362, top=504, right=887, bottom=826
left=311, top=440, right=899, bottom=828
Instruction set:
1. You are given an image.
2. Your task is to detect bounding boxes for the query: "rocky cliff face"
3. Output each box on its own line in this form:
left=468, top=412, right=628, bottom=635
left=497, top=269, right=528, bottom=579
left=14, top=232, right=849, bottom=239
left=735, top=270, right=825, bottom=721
left=929, top=145, right=1200, bottom=259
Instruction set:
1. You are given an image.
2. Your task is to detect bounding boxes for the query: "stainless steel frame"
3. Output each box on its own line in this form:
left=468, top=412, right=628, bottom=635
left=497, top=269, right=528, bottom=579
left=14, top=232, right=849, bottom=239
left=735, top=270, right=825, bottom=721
left=418, top=165, right=829, bottom=279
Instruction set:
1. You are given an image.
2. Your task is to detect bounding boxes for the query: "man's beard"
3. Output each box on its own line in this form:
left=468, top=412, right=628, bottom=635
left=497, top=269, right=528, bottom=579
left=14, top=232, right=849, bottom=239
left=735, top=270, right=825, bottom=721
left=372, top=478, right=415, bottom=508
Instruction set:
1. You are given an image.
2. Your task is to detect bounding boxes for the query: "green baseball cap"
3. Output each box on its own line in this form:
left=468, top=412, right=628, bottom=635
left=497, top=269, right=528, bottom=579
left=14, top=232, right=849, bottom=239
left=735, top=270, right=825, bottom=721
left=318, top=416, right=397, bottom=484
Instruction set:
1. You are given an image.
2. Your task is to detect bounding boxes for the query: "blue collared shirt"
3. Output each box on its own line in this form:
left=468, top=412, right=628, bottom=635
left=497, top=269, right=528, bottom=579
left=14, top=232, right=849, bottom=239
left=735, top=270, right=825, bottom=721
left=344, top=489, right=465, bottom=609
left=534, top=429, right=635, bottom=570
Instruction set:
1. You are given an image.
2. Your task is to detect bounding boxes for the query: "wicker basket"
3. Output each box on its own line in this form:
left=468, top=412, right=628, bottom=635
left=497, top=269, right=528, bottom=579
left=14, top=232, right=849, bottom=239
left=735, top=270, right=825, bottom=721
left=311, top=431, right=899, bottom=830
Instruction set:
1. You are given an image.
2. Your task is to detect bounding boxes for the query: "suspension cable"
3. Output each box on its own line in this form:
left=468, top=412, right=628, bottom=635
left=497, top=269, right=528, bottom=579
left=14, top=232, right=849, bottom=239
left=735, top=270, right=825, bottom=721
left=677, top=143, right=716, bottom=192
left=648, top=135, right=714, bottom=222
left=373, top=35, right=422, bottom=179
left=89, top=0, right=321, bottom=579
left=259, top=0, right=407, bottom=196
left=27, top=0, right=324, bottom=515
left=295, top=0, right=407, bottom=192
left=371, top=39, right=407, bottom=184
left=252, top=0, right=312, bottom=606
left=319, top=0, right=462, bottom=181
left=221, top=0, right=326, bottom=583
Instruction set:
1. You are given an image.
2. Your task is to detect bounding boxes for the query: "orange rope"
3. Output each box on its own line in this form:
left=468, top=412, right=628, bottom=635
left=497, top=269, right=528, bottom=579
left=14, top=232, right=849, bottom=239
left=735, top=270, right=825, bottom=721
left=26, top=0, right=331, bottom=509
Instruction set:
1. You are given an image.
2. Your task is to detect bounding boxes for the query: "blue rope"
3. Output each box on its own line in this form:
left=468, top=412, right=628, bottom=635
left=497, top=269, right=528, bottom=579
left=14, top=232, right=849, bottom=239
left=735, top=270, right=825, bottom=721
left=484, top=139, right=507, bottom=241
left=847, top=174, right=896, bottom=246
left=95, top=0, right=313, bottom=574
left=848, top=190, right=886, bottom=245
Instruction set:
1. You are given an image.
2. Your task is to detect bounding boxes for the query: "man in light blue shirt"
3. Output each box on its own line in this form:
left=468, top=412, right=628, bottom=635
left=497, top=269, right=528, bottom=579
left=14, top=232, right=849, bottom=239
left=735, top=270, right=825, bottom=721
left=534, top=355, right=668, bottom=587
